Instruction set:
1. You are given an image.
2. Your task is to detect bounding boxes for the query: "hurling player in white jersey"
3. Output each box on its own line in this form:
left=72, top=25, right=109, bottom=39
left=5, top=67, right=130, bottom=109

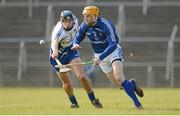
left=49, top=10, right=102, bottom=108
left=72, top=6, right=144, bottom=109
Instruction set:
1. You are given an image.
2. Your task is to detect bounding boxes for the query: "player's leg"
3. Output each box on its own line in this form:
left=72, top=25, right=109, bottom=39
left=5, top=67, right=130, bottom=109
left=97, top=56, right=121, bottom=88
left=105, top=71, right=121, bottom=87
left=70, top=58, right=92, bottom=92
left=111, top=60, right=143, bottom=109
left=70, top=57, right=102, bottom=108
left=50, top=57, right=79, bottom=108
left=111, top=60, right=144, bottom=97
left=56, top=72, right=79, bottom=108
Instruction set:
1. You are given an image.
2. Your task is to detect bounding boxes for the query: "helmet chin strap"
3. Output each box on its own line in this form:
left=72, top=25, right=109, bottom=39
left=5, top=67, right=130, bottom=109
left=64, top=26, right=73, bottom=31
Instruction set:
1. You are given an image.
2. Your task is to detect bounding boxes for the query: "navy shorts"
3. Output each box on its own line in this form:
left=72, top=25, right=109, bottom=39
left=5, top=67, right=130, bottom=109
left=49, top=49, right=79, bottom=72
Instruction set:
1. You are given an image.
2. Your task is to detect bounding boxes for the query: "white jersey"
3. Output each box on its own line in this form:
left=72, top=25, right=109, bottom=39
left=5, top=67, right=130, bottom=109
left=51, top=15, right=78, bottom=51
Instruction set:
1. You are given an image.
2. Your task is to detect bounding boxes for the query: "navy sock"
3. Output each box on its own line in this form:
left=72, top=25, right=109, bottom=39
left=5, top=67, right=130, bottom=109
left=69, top=95, right=78, bottom=105
left=88, top=91, right=96, bottom=101
left=121, top=80, right=141, bottom=107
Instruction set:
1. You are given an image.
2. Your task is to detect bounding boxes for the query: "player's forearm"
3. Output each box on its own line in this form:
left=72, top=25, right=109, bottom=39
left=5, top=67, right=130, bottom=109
left=73, top=37, right=81, bottom=45
left=73, top=34, right=85, bottom=45
left=99, top=43, right=117, bottom=60
left=51, top=39, right=59, bottom=54
left=73, top=29, right=86, bottom=45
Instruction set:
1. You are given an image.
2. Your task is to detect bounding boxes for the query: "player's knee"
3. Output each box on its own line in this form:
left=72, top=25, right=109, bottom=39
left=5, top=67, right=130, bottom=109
left=63, top=83, right=72, bottom=89
left=115, top=76, right=123, bottom=84
left=78, top=74, right=87, bottom=82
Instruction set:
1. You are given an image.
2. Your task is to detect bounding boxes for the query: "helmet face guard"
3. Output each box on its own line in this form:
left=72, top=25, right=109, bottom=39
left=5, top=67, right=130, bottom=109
left=60, top=10, right=73, bottom=22
left=60, top=10, right=74, bottom=31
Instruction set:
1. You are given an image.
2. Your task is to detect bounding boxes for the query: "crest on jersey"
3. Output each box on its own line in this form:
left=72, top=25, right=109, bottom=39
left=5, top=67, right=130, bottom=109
left=60, top=37, right=72, bottom=48
left=99, top=32, right=103, bottom=37
left=92, top=31, right=99, bottom=41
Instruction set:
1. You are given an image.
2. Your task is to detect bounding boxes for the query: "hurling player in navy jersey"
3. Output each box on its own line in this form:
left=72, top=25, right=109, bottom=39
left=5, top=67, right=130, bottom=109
left=72, top=6, right=144, bottom=109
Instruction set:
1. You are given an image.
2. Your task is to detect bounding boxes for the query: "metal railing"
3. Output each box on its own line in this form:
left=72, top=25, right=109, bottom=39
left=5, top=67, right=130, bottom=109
left=165, top=25, right=178, bottom=88
left=0, top=39, right=180, bottom=87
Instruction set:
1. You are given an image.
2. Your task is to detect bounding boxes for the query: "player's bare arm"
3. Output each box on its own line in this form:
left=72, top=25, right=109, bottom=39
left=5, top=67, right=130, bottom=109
left=51, top=38, right=59, bottom=59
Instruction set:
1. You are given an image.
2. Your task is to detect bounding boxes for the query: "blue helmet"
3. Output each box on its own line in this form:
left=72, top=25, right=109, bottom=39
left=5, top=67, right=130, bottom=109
left=60, top=10, right=73, bottom=21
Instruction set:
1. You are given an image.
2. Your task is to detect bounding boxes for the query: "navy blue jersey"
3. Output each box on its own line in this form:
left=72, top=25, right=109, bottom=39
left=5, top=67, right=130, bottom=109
left=74, top=17, right=120, bottom=60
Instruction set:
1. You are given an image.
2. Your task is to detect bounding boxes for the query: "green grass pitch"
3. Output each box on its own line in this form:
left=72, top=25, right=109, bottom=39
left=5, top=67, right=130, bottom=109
left=0, top=87, right=180, bottom=115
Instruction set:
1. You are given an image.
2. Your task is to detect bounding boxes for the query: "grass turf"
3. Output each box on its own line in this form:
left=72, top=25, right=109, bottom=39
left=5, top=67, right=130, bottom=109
left=0, top=87, right=180, bottom=115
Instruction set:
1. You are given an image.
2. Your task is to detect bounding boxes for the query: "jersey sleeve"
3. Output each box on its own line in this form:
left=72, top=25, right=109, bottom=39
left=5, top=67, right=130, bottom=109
left=73, top=22, right=87, bottom=45
left=99, top=19, right=117, bottom=61
left=51, top=22, right=62, bottom=53
left=51, top=22, right=62, bottom=42
left=73, top=15, right=79, bottom=30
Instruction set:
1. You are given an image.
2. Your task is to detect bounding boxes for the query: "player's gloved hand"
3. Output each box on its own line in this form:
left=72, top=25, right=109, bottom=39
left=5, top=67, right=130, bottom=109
left=71, top=44, right=81, bottom=50
left=93, top=57, right=100, bottom=65
left=51, top=52, right=58, bottom=59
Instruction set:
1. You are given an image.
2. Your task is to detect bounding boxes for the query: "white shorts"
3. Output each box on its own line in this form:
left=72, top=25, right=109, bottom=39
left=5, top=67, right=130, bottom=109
left=95, top=45, right=123, bottom=73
